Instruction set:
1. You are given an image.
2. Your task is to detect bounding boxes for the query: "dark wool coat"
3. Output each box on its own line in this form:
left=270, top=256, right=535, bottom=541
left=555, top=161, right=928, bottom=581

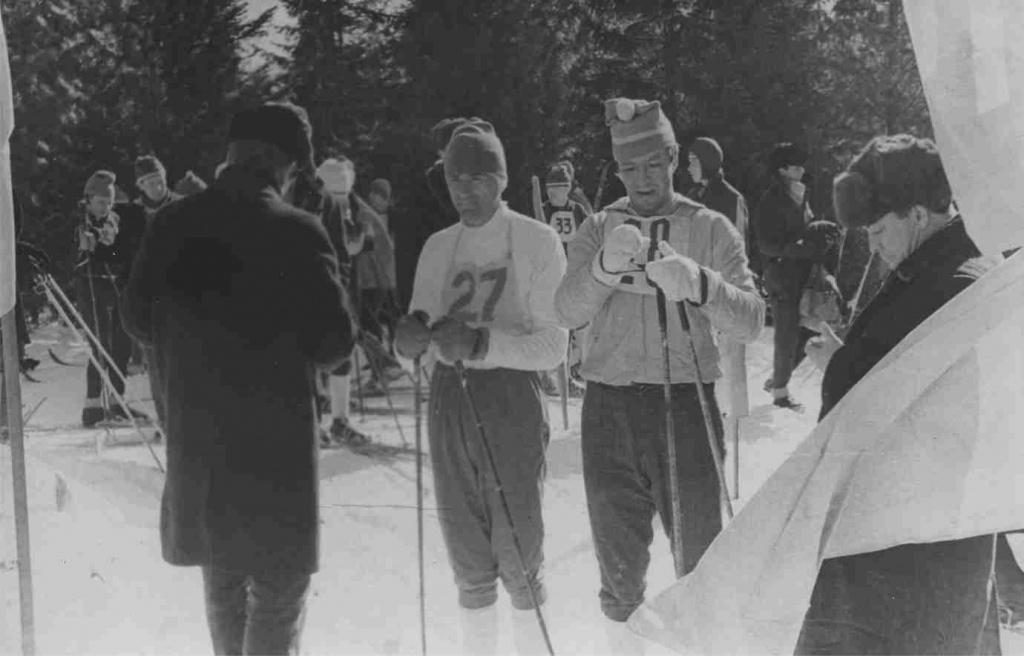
left=798, top=219, right=1003, bottom=654
left=753, top=179, right=817, bottom=298
left=122, top=165, right=356, bottom=574
left=820, top=218, right=1000, bottom=419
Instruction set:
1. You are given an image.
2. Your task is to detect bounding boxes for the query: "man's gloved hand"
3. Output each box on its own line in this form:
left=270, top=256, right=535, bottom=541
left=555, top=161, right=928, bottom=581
left=645, top=241, right=704, bottom=303
left=592, top=223, right=649, bottom=285
left=431, top=316, right=488, bottom=363
left=394, top=310, right=432, bottom=359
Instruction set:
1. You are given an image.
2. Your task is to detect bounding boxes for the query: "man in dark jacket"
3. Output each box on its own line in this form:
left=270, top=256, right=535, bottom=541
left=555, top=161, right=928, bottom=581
left=123, top=102, right=356, bottom=655
left=797, top=134, right=1003, bottom=655
left=753, top=143, right=825, bottom=411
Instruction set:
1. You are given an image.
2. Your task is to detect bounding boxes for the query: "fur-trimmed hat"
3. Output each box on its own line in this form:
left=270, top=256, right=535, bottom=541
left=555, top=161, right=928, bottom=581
left=833, top=134, right=951, bottom=228
left=227, top=102, right=313, bottom=163
left=604, top=98, right=677, bottom=162
left=134, top=155, right=166, bottom=183
left=83, top=170, right=117, bottom=199
left=690, top=137, right=723, bottom=175
left=443, top=120, right=507, bottom=186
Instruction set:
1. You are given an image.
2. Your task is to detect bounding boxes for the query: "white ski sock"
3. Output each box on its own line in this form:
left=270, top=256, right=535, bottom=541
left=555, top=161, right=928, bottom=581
left=772, top=385, right=791, bottom=400
left=330, top=374, right=352, bottom=421
left=459, top=604, right=498, bottom=655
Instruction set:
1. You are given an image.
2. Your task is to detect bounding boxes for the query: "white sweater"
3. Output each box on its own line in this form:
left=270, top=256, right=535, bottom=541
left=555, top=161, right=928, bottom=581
left=409, top=204, right=568, bottom=371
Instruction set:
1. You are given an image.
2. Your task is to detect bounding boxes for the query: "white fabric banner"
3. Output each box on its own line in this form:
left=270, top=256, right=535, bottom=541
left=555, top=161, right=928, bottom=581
left=630, top=250, right=1024, bottom=654
left=904, top=0, right=1024, bottom=254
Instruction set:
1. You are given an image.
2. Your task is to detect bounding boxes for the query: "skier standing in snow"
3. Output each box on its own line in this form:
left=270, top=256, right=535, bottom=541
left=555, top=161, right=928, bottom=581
left=394, top=119, right=567, bottom=653
left=308, top=155, right=373, bottom=447
left=554, top=98, right=763, bottom=625
left=123, top=102, right=356, bottom=656
left=74, top=170, right=148, bottom=427
left=539, top=161, right=590, bottom=396
left=796, top=134, right=1004, bottom=655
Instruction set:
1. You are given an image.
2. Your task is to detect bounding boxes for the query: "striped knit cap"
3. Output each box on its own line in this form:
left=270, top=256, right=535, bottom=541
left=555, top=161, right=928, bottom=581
left=604, top=98, right=677, bottom=162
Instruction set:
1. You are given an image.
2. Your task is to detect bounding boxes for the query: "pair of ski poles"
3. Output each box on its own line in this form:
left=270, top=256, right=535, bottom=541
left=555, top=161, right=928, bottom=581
left=33, top=270, right=164, bottom=473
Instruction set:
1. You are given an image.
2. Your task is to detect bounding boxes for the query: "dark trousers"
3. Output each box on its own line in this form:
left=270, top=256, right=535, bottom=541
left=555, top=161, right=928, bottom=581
left=428, top=364, right=549, bottom=610
left=996, top=532, right=1024, bottom=617
left=581, top=381, right=724, bottom=622
left=75, top=275, right=131, bottom=402
left=769, top=293, right=814, bottom=389
left=202, top=565, right=311, bottom=656
left=795, top=535, right=1001, bottom=655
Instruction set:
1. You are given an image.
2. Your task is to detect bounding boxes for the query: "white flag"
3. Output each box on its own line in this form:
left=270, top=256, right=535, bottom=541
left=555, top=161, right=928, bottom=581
left=0, top=9, right=15, bottom=316
left=904, top=0, right=1024, bottom=253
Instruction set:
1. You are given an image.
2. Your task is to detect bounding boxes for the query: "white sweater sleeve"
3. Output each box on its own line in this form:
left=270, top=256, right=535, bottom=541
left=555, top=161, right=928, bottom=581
left=482, top=225, right=569, bottom=371
left=407, top=232, right=448, bottom=325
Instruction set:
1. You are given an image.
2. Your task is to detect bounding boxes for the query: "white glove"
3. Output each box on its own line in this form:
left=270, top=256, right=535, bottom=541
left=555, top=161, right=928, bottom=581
left=645, top=241, right=702, bottom=302
left=592, top=224, right=648, bottom=286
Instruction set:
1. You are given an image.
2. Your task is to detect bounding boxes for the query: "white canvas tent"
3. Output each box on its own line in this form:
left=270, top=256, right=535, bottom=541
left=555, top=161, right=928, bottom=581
left=629, top=1, right=1024, bottom=653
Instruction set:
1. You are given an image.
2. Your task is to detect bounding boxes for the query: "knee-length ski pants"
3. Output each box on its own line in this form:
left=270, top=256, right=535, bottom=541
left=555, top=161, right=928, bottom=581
left=429, top=364, right=549, bottom=610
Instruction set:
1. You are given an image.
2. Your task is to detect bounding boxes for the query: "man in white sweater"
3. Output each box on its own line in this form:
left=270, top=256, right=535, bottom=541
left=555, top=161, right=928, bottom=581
left=555, top=98, right=764, bottom=625
left=394, top=120, right=567, bottom=651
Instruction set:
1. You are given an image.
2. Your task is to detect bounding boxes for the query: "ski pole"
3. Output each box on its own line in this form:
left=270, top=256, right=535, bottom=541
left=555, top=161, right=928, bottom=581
left=43, top=274, right=158, bottom=429
left=413, top=355, right=426, bottom=656
left=85, top=261, right=108, bottom=414
left=453, top=361, right=555, bottom=656
left=655, top=289, right=686, bottom=579
left=674, top=300, right=734, bottom=520
left=39, top=275, right=164, bottom=473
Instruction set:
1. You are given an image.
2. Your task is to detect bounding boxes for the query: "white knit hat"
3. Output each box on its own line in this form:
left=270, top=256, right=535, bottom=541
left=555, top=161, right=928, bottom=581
left=316, top=158, right=355, bottom=194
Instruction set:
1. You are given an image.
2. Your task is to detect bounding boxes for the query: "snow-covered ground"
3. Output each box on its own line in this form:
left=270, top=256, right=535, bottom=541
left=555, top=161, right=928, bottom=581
left=1, top=322, right=1020, bottom=655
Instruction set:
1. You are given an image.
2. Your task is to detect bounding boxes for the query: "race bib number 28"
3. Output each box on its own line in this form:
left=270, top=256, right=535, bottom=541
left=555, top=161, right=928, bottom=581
left=616, top=217, right=671, bottom=296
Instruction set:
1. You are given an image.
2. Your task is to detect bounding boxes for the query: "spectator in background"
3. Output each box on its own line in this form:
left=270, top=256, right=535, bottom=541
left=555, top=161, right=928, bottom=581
left=353, top=179, right=404, bottom=394
left=312, top=156, right=372, bottom=447
left=753, top=143, right=821, bottom=411
left=134, top=155, right=182, bottom=220
left=74, top=170, right=148, bottom=427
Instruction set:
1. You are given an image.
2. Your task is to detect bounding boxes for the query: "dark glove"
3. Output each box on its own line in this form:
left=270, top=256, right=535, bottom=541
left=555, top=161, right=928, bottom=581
left=394, top=310, right=432, bottom=359
left=17, top=242, right=51, bottom=273
left=431, top=316, right=488, bottom=363
left=804, top=221, right=841, bottom=259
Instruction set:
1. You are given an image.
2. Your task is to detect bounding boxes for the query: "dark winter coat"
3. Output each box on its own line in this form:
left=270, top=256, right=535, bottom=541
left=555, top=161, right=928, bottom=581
left=820, top=218, right=999, bottom=419
left=753, top=179, right=816, bottom=299
left=122, top=165, right=356, bottom=574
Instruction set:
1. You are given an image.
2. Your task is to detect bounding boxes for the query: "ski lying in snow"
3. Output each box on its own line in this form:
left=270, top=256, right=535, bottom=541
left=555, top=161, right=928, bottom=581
left=49, top=347, right=86, bottom=367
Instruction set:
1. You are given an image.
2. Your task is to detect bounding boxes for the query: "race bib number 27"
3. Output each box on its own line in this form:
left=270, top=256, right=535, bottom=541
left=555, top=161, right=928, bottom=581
left=447, top=266, right=509, bottom=324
